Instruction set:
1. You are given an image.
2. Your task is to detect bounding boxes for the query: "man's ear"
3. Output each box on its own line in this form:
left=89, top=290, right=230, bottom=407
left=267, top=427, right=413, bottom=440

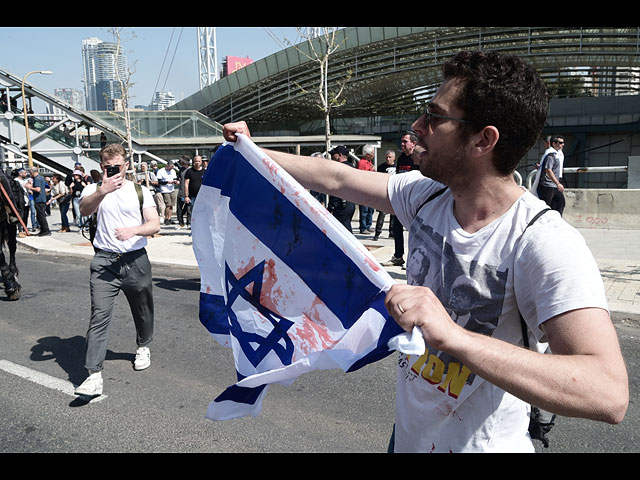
left=469, top=125, right=499, bottom=159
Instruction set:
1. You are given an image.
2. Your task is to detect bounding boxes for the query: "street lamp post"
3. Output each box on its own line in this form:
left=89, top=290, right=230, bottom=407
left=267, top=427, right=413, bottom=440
left=21, top=70, right=53, bottom=169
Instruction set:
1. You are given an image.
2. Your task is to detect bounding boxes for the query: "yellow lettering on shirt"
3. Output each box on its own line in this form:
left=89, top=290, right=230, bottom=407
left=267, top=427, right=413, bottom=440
left=421, top=354, right=445, bottom=385
left=437, top=363, right=472, bottom=399
left=408, top=352, right=472, bottom=399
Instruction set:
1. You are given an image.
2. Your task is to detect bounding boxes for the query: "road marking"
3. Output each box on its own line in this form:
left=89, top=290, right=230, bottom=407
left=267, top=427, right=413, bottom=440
left=0, top=359, right=107, bottom=403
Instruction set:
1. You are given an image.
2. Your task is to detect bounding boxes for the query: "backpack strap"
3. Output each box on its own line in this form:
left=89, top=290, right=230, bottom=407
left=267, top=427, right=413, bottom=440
left=134, top=182, right=144, bottom=216
left=416, top=186, right=448, bottom=214
left=518, top=207, right=552, bottom=348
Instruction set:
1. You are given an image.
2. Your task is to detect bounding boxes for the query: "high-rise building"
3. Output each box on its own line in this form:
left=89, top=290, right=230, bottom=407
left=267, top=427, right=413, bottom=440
left=82, top=37, right=128, bottom=111
left=53, top=88, right=85, bottom=111
left=149, top=91, right=176, bottom=111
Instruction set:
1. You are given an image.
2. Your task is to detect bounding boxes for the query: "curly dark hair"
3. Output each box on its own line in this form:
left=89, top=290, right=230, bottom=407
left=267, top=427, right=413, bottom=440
left=442, top=50, right=549, bottom=175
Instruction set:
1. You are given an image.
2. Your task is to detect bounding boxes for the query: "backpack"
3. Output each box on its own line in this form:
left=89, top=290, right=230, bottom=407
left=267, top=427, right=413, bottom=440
left=87, top=182, right=144, bottom=245
left=418, top=186, right=556, bottom=447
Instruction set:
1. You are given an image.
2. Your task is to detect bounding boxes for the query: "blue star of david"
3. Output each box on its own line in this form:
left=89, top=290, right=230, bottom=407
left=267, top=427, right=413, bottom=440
left=224, top=260, right=294, bottom=368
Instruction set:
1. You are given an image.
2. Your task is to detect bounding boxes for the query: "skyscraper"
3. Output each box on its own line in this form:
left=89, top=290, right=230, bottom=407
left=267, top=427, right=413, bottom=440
left=82, top=37, right=128, bottom=111
left=149, top=91, right=176, bottom=111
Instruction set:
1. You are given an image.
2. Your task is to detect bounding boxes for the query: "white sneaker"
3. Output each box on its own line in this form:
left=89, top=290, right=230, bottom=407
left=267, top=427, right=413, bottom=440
left=134, top=346, right=151, bottom=371
left=74, top=372, right=103, bottom=397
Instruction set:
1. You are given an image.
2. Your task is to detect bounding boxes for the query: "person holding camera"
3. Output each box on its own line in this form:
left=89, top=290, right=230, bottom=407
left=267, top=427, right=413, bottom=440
left=74, top=144, right=160, bottom=398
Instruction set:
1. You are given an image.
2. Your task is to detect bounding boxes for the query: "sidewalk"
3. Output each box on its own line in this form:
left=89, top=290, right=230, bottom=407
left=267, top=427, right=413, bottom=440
left=15, top=217, right=640, bottom=324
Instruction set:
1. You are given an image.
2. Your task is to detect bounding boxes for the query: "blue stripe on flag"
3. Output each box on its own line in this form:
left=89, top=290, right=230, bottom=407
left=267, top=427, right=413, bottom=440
left=213, top=382, right=267, bottom=406
left=202, top=144, right=382, bottom=329
left=199, top=292, right=229, bottom=335
left=345, top=291, right=404, bottom=372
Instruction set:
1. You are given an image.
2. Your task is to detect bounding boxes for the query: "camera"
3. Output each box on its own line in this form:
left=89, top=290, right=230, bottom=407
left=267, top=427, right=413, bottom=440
left=106, top=165, right=120, bottom=177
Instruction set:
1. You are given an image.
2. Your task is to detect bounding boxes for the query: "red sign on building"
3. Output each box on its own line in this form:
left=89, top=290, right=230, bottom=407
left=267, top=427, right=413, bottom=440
left=223, top=56, right=254, bottom=76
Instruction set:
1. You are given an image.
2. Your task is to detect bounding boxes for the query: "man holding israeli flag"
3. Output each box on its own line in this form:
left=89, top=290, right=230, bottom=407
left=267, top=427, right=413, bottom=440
left=210, top=50, right=628, bottom=453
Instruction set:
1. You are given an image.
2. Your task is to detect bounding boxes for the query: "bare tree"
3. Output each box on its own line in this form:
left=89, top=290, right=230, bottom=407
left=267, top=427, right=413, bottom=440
left=290, top=27, right=351, bottom=157
left=108, top=27, right=137, bottom=172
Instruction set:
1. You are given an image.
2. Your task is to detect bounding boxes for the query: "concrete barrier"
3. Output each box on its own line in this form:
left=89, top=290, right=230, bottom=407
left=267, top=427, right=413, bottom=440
left=563, top=189, right=640, bottom=230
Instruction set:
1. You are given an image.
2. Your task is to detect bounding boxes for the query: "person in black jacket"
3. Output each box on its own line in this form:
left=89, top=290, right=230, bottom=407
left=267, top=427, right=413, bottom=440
left=327, top=145, right=356, bottom=233
left=382, top=131, right=419, bottom=267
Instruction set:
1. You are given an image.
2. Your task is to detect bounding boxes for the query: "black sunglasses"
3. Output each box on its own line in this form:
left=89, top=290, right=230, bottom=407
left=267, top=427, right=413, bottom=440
left=423, top=103, right=472, bottom=126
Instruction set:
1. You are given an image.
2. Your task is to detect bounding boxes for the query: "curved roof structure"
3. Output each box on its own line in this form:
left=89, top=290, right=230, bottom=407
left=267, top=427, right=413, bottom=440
left=171, top=27, right=640, bottom=126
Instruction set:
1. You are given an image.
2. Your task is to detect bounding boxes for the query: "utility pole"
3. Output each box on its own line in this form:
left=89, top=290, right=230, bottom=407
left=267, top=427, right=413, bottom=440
left=198, top=27, right=218, bottom=90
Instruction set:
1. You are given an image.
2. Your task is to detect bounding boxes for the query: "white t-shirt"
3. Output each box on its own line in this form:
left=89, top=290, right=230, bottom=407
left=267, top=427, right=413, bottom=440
left=81, top=181, right=155, bottom=254
left=530, top=146, right=556, bottom=197
left=388, top=171, right=607, bottom=453
left=156, top=167, right=177, bottom=193
left=556, top=149, right=565, bottom=178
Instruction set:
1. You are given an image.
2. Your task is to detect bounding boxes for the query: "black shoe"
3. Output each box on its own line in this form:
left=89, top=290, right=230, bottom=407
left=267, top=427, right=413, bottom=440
left=38, top=231, right=52, bottom=237
left=382, top=256, right=404, bottom=267
left=373, top=235, right=379, bottom=241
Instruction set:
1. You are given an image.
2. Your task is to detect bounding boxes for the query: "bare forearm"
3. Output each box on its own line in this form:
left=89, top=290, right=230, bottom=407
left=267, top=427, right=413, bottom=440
left=114, top=210, right=160, bottom=241
left=79, top=188, right=106, bottom=216
left=134, top=216, right=160, bottom=236
left=262, top=148, right=338, bottom=190
left=545, top=169, right=561, bottom=187
left=262, top=148, right=392, bottom=213
left=449, top=326, right=627, bottom=423
left=222, top=124, right=392, bottom=212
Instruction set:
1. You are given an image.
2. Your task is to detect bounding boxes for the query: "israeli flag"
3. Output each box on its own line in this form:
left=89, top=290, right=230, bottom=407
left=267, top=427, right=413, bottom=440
left=192, top=134, right=424, bottom=421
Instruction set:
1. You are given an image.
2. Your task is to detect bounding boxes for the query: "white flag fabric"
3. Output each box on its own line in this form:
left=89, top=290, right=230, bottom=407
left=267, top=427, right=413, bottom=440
left=191, top=134, right=424, bottom=421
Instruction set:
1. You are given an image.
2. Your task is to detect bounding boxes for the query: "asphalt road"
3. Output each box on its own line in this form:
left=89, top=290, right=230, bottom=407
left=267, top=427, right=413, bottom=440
left=1, top=250, right=638, bottom=453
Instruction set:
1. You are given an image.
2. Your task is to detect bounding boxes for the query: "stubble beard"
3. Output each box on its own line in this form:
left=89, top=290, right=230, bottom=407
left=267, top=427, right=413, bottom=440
left=419, top=144, right=470, bottom=189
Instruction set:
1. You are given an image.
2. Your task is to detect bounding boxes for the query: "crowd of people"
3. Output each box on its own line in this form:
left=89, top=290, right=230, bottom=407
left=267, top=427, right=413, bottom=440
left=319, top=142, right=409, bottom=269
left=4, top=154, right=207, bottom=237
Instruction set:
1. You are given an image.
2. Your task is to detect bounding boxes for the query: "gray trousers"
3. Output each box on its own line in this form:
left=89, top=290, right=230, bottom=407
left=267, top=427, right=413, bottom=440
left=84, top=248, right=154, bottom=373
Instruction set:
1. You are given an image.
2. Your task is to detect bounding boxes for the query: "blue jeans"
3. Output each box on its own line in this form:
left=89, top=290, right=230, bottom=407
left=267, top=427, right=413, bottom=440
left=73, top=196, right=90, bottom=227
left=29, top=198, right=39, bottom=229
left=59, top=198, right=71, bottom=229
left=359, top=205, right=373, bottom=232
left=187, top=194, right=197, bottom=218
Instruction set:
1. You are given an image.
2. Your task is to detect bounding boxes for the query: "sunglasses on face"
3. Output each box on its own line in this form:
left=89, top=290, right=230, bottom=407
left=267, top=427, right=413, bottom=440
left=422, top=103, right=471, bottom=128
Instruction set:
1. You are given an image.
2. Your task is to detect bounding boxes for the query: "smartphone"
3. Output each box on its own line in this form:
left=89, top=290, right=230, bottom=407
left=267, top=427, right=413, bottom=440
left=106, top=165, right=120, bottom=177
